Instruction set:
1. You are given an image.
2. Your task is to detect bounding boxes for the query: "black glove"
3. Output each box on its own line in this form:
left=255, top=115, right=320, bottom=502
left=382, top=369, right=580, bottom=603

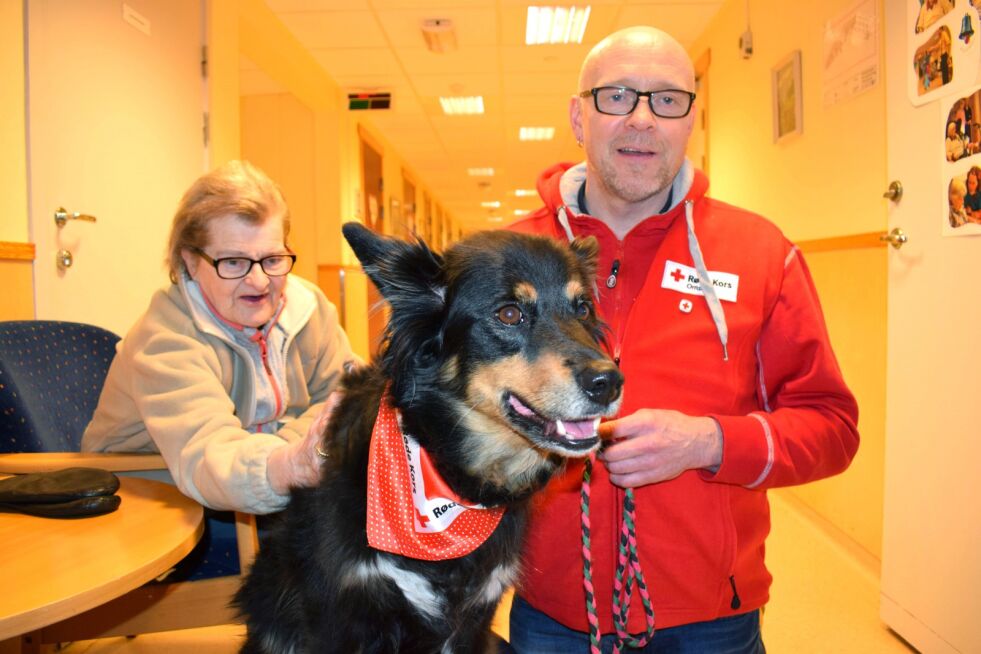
left=0, top=467, right=121, bottom=518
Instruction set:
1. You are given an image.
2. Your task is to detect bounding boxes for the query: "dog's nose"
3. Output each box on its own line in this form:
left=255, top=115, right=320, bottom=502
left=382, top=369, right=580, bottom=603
left=577, top=361, right=624, bottom=405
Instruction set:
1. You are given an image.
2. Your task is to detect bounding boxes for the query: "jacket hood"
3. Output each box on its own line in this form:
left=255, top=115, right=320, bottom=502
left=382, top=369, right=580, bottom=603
left=536, top=159, right=708, bottom=219
left=530, top=159, right=728, bottom=360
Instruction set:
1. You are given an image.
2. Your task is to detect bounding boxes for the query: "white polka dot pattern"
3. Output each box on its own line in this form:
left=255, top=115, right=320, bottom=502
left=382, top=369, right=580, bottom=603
left=366, top=396, right=505, bottom=560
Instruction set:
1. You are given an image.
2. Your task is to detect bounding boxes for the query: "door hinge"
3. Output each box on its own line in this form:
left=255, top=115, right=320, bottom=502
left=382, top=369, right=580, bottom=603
left=203, top=111, right=210, bottom=148
left=201, top=45, right=208, bottom=79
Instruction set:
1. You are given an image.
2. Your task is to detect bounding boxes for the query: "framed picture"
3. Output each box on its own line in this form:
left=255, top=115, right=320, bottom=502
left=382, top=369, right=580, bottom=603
left=772, top=50, right=803, bottom=142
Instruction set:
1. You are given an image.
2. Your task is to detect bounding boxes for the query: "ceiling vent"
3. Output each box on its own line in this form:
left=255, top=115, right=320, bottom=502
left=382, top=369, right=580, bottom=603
left=348, top=92, right=391, bottom=110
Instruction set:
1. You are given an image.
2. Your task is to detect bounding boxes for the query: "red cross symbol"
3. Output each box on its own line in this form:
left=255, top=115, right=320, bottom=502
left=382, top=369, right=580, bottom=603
left=670, top=268, right=685, bottom=282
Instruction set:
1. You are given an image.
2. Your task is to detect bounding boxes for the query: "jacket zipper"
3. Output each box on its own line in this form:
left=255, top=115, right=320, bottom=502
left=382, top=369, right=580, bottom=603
left=606, top=259, right=620, bottom=288
left=610, top=243, right=626, bottom=365
left=728, top=575, right=742, bottom=610
left=251, top=331, right=284, bottom=430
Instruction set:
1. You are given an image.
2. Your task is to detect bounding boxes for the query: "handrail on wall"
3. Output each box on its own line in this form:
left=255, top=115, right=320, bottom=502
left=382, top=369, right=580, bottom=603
left=0, top=241, right=35, bottom=261
left=796, top=231, right=889, bottom=254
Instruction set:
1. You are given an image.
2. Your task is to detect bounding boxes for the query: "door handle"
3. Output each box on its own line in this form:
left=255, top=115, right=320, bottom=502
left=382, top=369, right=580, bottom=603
left=882, top=181, right=903, bottom=202
left=54, top=207, right=98, bottom=228
left=880, top=227, right=908, bottom=249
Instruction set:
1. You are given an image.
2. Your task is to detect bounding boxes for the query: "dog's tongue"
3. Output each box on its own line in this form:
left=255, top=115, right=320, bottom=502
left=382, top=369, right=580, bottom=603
left=508, top=395, right=599, bottom=441
left=552, top=418, right=601, bottom=440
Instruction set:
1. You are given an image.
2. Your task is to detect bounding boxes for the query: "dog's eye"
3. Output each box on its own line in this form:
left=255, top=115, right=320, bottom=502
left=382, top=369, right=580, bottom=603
left=496, top=305, right=524, bottom=325
left=576, top=301, right=591, bottom=321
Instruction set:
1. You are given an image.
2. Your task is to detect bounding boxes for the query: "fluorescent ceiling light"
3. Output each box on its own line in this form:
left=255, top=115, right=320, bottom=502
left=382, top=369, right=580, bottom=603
left=481, top=201, right=502, bottom=208
left=514, top=209, right=530, bottom=216
left=439, top=96, right=484, bottom=115
left=468, top=167, right=495, bottom=176
left=519, top=126, right=556, bottom=141
left=526, top=6, right=591, bottom=45
left=488, top=216, right=504, bottom=223
left=513, top=189, right=537, bottom=197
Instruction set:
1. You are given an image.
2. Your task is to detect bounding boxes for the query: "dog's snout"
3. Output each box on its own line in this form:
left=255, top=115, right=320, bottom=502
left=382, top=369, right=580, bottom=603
left=577, top=361, right=624, bottom=405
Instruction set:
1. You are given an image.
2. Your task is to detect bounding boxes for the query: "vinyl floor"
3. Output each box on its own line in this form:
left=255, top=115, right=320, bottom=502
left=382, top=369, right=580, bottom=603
left=48, top=489, right=916, bottom=653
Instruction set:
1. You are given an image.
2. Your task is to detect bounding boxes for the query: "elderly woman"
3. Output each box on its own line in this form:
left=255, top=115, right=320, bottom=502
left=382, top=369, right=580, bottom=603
left=83, top=160, right=357, bottom=515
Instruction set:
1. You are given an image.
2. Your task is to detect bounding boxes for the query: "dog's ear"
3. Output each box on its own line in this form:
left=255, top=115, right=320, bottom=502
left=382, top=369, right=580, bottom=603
left=342, top=221, right=446, bottom=372
left=341, top=221, right=445, bottom=308
left=569, top=235, right=599, bottom=282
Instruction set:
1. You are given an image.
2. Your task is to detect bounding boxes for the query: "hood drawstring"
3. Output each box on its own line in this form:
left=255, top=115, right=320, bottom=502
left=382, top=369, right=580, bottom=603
left=684, top=200, right=729, bottom=361
left=556, top=199, right=730, bottom=362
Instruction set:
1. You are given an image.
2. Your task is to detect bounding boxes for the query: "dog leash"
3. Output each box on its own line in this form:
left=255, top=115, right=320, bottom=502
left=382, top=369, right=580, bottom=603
left=581, top=455, right=656, bottom=653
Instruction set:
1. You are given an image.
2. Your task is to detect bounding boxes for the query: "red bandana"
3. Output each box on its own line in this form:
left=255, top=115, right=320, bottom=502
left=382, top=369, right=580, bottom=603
left=366, top=396, right=505, bottom=560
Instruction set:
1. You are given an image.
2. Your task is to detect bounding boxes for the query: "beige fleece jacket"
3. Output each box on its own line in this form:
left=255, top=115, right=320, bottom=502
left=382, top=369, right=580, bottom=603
left=82, top=275, right=356, bottom=514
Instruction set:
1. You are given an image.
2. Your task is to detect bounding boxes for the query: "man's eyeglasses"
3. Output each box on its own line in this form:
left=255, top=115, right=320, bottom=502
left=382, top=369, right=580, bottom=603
left=192, top=248, right=296, bottom=280
left=579, top=86, right=696, bottom=118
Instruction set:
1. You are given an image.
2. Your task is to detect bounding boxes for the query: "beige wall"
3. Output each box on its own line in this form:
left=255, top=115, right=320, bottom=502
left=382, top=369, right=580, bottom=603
left=692, top=0, right=887, bottom=241
left=241, top=93, right=318, bottom=283
left=0, top=1, right=33, bottom=320
left=691, top=0, right=888, bottom=560
left=0, top=0, right=27, bottom=245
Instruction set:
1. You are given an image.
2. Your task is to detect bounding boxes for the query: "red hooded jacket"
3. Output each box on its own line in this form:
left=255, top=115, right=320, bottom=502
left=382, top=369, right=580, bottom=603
left=509, top=161, right=859, bottom=633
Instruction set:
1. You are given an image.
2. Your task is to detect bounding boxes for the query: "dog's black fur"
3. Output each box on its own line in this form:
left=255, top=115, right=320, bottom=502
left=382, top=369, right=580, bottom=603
left=236, top=222, right=623, bottom=653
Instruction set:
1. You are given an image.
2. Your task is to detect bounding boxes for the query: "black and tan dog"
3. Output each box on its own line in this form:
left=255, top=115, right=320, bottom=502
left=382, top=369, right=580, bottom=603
left=236, top=222, right=623, bottom=653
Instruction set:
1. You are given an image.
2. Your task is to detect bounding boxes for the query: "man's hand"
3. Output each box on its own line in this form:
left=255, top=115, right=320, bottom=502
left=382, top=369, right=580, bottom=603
left=598, top=409, right=723, bottom=488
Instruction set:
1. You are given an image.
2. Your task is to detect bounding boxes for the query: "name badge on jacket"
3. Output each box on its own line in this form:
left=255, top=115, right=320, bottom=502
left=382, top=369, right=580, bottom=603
left=661, top=260, right=739, bottom=302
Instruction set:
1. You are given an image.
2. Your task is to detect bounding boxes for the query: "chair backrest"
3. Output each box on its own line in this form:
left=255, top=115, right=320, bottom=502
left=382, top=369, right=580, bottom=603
left=0, top=320, right=120, bottom=452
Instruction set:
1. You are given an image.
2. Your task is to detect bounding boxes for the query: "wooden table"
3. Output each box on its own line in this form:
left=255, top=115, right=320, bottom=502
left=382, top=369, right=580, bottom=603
left=0, top=476, right=204, bottom=640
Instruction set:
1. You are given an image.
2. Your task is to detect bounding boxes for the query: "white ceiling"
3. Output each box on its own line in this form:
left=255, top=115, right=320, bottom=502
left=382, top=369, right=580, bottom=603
left=242, top=0, right=724, bottom=230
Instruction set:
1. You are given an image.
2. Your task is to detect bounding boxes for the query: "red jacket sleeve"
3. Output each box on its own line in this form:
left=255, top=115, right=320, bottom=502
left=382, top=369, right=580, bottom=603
left=705, top=248, right=860, bottom=488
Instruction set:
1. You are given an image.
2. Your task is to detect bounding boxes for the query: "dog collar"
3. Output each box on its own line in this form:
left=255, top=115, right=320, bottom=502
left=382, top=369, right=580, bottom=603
left=366, top=396, right=505, bottom=560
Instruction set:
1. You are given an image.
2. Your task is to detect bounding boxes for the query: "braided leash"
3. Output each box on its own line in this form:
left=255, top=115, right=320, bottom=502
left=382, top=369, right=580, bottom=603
left=581, top=455, right=656, bottom=654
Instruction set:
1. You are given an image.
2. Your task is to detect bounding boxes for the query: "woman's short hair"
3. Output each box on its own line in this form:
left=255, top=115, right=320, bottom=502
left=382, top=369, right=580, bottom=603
left=166, top=160, right=290, bottom=283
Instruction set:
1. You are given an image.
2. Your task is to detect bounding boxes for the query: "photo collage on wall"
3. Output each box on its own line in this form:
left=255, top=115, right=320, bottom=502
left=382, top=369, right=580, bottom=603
left=909, top=0, right=981, bottom=235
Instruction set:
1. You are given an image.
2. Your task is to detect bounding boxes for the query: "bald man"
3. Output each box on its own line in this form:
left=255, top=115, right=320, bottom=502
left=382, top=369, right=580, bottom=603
left=507, top=27, right=859, bottom=653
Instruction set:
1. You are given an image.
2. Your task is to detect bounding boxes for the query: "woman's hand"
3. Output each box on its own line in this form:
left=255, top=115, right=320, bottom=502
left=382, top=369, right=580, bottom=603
left=266, top=392, right=341, bottom=494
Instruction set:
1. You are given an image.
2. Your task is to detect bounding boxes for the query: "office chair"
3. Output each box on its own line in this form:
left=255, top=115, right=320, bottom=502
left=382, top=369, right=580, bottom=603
left=0, top=320, right=255, bottom=646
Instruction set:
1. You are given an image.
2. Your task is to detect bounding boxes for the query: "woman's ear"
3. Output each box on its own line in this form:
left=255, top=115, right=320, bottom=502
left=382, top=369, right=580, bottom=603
left=180, top=248, right=199, bottom=280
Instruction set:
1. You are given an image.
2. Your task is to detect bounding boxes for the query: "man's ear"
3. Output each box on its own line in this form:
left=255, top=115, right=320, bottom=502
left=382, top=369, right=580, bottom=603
left=569, top=94, right=584, bottom=144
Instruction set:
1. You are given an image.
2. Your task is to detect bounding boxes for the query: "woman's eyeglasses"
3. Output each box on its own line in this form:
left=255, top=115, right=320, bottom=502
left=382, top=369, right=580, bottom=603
left=192, top=248, right=296, bottom=280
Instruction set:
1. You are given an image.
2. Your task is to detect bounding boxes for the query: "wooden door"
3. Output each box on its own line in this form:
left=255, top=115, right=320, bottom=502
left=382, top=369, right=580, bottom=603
left=27, top=0, right=203, bottom=336
left=880, top=3, right=981, bottom=652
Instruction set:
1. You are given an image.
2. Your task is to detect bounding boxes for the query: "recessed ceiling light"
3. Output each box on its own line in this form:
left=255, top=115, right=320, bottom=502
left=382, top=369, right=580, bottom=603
left=526, top=6, right=591, bottom=45
left=439, top=96, right=485, bottom=115
left=468, top=167, right=495, bottom=176
left=519, top=126, right=556, bottom=141
left=513, top=189, right=537, bottom=197
left=481, top=201, right=502, bottom=208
